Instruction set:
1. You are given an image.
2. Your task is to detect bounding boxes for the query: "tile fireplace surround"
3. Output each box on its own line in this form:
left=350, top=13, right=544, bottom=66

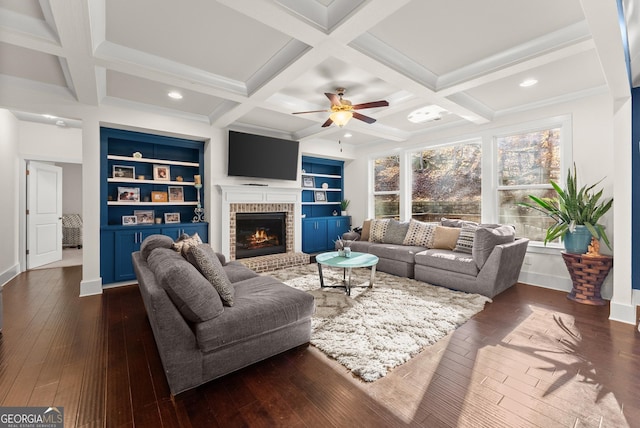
left=218, top=185, right=308, bottom=272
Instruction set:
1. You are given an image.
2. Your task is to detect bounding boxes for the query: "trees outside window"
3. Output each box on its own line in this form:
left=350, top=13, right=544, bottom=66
left=411, top=142, right=481, bottom=223
left=373, top=155, right=400, bottom=219
left=497, top=128, right=561, bottom=242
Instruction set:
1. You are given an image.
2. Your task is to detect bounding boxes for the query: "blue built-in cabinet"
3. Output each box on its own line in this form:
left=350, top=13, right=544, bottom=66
left=632, top=87, right=640, bottom=290
left=100, top=127, right=208, bottom=284
left=301, top=156, right=350, bottom=253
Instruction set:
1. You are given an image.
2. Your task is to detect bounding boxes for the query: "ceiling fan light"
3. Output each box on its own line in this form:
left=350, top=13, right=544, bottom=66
left=330, top=110, right=352, bottom=127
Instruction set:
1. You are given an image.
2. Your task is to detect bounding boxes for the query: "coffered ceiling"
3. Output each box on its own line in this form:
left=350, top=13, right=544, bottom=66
left=0, top=0, right=636, bottom=146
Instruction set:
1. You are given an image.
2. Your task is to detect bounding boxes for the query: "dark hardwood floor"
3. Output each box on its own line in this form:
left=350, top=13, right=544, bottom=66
left=1, top=265, right=639, bottom=427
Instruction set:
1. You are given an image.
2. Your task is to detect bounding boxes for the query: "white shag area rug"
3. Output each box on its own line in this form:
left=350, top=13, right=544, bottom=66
left=265, top=263, right=491, bottom=382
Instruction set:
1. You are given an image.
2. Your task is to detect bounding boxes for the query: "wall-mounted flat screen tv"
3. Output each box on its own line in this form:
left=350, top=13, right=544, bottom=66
left=228, top=130, right=299, bottom=181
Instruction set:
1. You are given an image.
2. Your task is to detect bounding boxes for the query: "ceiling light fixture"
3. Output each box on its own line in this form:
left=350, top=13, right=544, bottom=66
left=329, top=110, right=352, bottom=127
left=519, top=79, right=538, bottom=87
left=407, top=105, right=448, bottom=123
left=168, top=91, right=183, bottom=100
left=344, top=132, right=352, bottom=138
left=42, top=114, right=56, bottom=119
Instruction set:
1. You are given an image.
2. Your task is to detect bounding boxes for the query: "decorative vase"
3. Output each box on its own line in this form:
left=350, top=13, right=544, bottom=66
left=563, top=225, right=593, bottom=254
left=341, top=210, right=347, bottom=216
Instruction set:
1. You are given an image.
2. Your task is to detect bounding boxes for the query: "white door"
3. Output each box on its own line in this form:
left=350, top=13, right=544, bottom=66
left=27, top=161, right=63, bottom=269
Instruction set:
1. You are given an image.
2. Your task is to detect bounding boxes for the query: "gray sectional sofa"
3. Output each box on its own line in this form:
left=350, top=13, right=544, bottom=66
left=132, top=234, right=315, bottom=396
left=342, top=218, right=529, bottom=298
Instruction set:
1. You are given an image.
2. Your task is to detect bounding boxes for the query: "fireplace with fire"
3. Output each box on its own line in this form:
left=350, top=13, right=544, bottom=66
left=235, top=212, right=286, bottom=259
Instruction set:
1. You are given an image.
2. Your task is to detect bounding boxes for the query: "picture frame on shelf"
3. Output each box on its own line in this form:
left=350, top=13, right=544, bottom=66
left=168, top=186, right=184, bottom=202
left=153, top=164, right=170, bottom=181
left=164, top=212, right=180, bottom=224
left=134, top=210, right=154, bottom=224
left=302, top=176, right=315, bottom=188
left=151, top=191, right=168, bottom=202
left=117, top=186, right=140, bottom=202
left=314, top=190, right=327, bottom=202
left=122, top=215, right=137, bottom=225
left=113, top=165, right=135, bottom=179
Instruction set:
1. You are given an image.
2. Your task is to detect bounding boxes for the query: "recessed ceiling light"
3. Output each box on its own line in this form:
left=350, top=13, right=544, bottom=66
left=42, top=114, right=56, bottom=119
left=344, top=133, right=352, bottom=138
left=168, top=91, right=183, bottom=100
left=519, top=79, right=538, bottom=87
left=407, top=105, right=448, bottom=123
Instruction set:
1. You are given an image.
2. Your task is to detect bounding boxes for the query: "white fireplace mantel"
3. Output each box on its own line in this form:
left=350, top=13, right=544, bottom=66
left=218, top=184, right=302, bottom=259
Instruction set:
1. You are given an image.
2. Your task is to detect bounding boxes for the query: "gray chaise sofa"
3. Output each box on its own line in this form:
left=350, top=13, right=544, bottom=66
left=341, top=218, right=529, bottom=298
left=132, top=234, right=315, bottom=396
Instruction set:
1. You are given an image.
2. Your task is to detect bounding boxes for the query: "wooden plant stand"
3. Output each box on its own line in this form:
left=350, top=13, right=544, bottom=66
left=561, top=252, right=613, bottom=305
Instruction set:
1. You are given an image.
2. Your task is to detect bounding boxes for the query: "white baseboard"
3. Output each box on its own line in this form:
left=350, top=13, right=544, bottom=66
left=0, top=263, right=20, bottom=287
left=518, top=270, right=572, bottom=293
left=609, top=301, right=637, bottom=325
left=80, top=277, right=103, bottom=297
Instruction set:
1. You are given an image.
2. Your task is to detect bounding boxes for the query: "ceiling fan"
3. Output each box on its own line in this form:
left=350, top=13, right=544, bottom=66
left=292, top=88, right=389, bottom=127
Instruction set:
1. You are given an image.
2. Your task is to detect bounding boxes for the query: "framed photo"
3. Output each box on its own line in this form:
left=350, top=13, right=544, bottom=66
left=168, top=186, right=184, bottom=202
left=117, top=187, right=140, bottom=202
left=153, top=164, right=170, bottom=181
left=122, top=215, right=137, bottom=225
left=151, top=191, right=168, bottom=202
left=164, top=212, right=180, bottom=224
left=302, top=176, right=315, bottom=188
left=134, top=210, right=154, bottom=224
left=113, top=165, right=135, bottom=179
left=314, top=190, right=327, bottom=202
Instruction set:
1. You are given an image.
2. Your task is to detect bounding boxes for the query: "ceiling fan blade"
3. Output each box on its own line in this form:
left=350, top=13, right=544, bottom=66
left=351, top=100, right=389, bottom=110
left=352, top=111, right=377, bottom=124
left=292, top=109, right=330, bottom=114
left=321, top=118, right=334, bottom=127
left=325, top=92, right=342, bottom=106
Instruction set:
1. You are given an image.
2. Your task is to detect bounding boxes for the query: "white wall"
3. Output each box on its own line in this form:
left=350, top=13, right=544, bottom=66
left=0, top=109, right=19, bottom=286
left=345, top=92, right=618, bottom=297
left=59, top=162, right=83, bottom=215
left=18, top=122, right=82, bottom=163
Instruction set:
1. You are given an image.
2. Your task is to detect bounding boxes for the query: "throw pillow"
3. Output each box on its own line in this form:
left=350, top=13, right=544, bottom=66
left=148, top=248, right=224, bottom=322
left=441, top=217, right=478, bottom=228
left=369, top=219, right=390, bottom=242
left=454, top=224, right=479, bottom=254
left=432, top=225, right=461, bottom=250
left=403, top=219, right=437, bottom=247
left=172, top=232, right=203, bottom=253
left=383, top=219, right=410, bottom=244
left=140, top=234, right=174, bottom=261
left=360, top=219, right=372, bottom=241
left=187, top=244, right=235, bottom=306
left=472, top=225, right=516, bottom=269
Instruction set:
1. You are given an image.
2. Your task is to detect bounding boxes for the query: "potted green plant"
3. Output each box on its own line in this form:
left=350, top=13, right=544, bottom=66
left=340, top=199, right=350, bottom=216
left=517, top=164, right=613, bottom=253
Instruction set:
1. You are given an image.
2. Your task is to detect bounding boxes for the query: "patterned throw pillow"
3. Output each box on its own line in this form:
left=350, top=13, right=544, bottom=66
left=369, top=219, right=390, bottom=242
left=172, top=232, right=203, bottom=253
left=403, top=219, right=437, bottom=247
left=187, top=244, right=235, bottom=306
left=454, top=224, right=479, bottom=254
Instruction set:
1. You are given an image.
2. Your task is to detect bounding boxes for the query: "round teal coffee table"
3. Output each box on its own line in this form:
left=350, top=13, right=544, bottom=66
left=315, top=251, right=379, bottom=296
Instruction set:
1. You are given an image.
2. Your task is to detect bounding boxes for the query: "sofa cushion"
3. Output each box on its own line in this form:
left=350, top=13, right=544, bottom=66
left=454, top=223, right=479, bottom=254
left=148, top=248, right=224, bottom=322
left=414, top=249, right=479, bottom=277
left=472, top=225, right=516, bottom=269
left=140, top=234, right=174, bottom=261
left=403, top=219, right=437, bottom=247
left=369, top=219, right=390, bottom=242
left=361, top=219, right=372, bottom=241
left=368, top=243, right=426, bottom=264
left=223, top=261, right=260, bottom=283
left=172, top=232, right=203, bottom=253
left=194, top=275, right=315, bottom=353
left=383, top=219, right=409, bottom=244
left=348, top=240, right=374, bottom=253
left=432, top=226, right=461, bottom=250
left=186, top=244, right=235, bottom=306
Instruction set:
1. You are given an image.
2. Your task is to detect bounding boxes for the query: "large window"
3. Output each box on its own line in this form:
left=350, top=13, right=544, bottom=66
left=373, top=155, right=400, bottom=219
left=497, top=127, right=561, bottom=242
left=411, top=142, right=482, bottom=222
